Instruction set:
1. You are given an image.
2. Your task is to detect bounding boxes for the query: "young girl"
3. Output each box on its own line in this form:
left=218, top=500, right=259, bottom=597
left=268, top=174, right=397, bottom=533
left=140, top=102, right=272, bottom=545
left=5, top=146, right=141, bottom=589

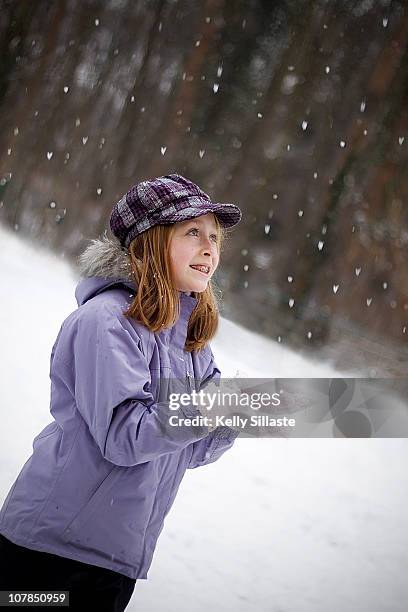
left=0, top=173, right=242, bottom=610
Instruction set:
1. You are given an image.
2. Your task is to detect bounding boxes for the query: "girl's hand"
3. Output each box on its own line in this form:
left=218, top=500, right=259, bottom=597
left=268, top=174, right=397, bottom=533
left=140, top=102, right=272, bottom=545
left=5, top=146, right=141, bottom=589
left=198, top=378, right=245, bottom=431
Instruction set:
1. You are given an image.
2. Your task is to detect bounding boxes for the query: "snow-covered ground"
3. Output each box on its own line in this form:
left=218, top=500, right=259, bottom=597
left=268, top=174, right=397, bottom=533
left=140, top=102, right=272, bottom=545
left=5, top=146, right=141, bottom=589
left=0, top=224, right=407, bottom=612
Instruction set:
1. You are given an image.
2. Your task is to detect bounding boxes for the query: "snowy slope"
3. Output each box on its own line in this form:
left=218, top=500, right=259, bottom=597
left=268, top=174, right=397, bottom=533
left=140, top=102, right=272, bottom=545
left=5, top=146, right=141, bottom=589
left=0, top=225, right=407, bottom=612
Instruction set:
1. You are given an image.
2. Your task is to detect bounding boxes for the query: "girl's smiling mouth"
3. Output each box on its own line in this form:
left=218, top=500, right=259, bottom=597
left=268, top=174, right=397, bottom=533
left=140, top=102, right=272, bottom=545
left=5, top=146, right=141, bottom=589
left=189, top=264, right=211, bottom=276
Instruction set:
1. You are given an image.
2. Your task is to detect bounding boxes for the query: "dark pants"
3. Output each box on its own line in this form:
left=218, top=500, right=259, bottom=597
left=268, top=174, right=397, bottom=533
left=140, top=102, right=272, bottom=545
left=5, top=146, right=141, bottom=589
left=0, top=534, right=136, bottom=611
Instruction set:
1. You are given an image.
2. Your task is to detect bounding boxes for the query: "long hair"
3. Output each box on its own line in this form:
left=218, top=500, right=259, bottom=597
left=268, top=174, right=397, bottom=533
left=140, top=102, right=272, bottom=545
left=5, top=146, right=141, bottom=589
left=123, top=217, right=225, bottom=352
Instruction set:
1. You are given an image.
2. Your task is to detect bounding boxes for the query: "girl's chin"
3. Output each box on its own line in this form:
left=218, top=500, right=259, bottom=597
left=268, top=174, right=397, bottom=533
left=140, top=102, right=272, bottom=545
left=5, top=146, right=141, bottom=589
left=185, top=285, right=207, bottom=293
left=178, top=282, right=209, bottom=293
left=175, top=272, right=211, bottom=293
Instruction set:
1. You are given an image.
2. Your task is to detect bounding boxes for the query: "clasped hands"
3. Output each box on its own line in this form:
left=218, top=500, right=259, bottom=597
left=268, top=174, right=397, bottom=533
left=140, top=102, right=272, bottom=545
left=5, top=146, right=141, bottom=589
left=197, top=373, right=248, bottom=432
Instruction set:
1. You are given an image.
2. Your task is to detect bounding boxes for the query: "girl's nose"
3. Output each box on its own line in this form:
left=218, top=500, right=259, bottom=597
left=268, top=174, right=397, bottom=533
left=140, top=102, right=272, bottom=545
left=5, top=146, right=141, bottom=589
left=201, top=235, right=214, bottom=251
left=200, top=241, right=212, bottom=255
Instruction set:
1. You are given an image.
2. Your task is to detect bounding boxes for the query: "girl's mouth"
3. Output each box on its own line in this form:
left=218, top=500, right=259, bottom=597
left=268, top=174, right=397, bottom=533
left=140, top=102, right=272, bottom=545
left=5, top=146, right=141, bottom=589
left=189, top=265, right=210, bottom=276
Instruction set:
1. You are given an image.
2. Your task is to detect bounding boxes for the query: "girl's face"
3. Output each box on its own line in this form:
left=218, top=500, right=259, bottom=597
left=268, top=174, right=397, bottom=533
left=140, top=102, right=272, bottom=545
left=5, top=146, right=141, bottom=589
left=169, top=213, right=220, bottom=293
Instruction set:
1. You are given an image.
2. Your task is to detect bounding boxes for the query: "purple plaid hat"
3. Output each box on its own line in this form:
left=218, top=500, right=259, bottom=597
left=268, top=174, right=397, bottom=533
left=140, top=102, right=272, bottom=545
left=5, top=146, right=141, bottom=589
left=109, top=173, right=242, bottom=248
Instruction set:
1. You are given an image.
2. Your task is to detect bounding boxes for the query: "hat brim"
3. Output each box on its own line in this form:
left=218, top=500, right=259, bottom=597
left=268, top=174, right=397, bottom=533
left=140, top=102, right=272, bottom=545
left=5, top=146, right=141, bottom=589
left=159, top=203, right=242, bottom=228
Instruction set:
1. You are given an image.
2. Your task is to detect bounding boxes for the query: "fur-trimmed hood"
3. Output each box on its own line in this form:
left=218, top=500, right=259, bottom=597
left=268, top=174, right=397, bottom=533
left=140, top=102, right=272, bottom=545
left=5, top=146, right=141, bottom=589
left=77, top=233, right=133, bottom=281
left=74, top=234, right=136, bottom=307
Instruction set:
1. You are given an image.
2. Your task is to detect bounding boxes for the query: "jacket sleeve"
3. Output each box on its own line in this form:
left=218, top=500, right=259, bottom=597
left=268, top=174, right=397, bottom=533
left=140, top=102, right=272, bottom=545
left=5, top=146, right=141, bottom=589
left=55, top=303, right=213, bottom=467
left=187, top=350, right=240, bottom=469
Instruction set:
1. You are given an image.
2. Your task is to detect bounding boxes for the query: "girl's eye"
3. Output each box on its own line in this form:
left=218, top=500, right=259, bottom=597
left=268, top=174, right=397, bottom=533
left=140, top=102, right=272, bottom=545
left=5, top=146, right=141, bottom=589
left=187, top=228, right=218, bottom=242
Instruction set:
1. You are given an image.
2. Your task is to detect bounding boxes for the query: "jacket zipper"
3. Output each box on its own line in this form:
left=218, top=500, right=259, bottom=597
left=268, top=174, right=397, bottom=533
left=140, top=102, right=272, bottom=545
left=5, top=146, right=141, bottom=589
left=186, top=370, right=193, bottom=392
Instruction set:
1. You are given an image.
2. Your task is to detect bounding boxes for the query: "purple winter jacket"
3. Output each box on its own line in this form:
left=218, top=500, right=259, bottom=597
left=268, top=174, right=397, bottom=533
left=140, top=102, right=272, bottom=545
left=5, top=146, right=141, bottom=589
left=0, top=236, right=239, bottom=580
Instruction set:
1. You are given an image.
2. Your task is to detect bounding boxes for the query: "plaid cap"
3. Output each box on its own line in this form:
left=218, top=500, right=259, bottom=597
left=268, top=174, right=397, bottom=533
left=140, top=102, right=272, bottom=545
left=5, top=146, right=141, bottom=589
left=109, top=173, right=242, bottom=248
